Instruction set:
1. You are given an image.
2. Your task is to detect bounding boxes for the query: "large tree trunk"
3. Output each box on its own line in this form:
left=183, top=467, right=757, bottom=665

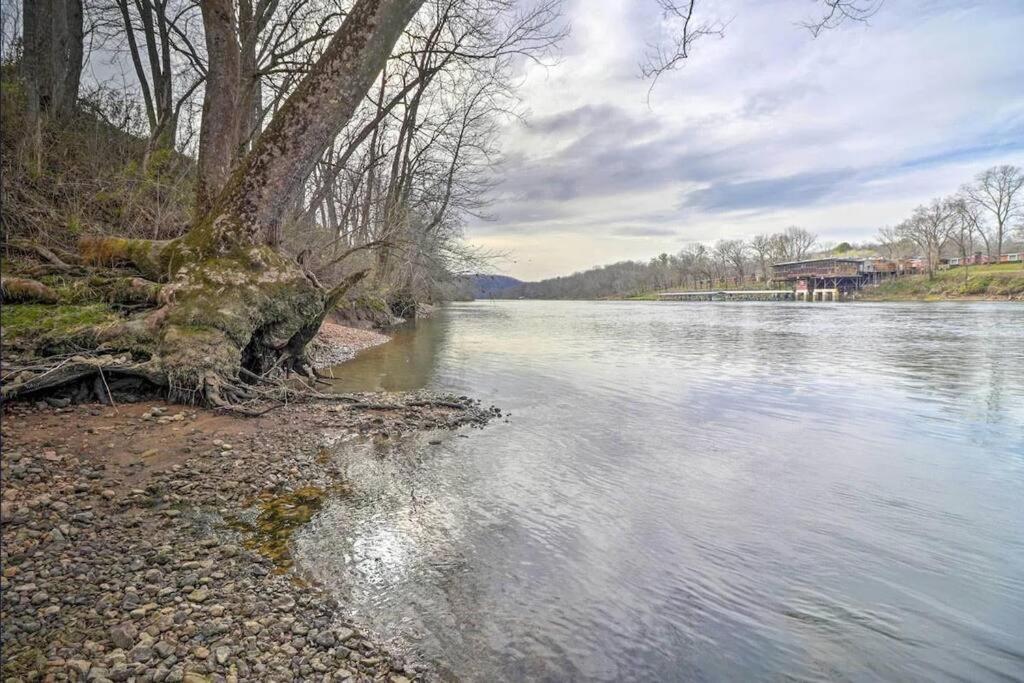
left=209, top=0, right=424, bottom=248
left=23, top=0, right=83, bottom=120
left=22, top=0, right=82, bottom=173
left=7, top=0, right=425, bottom=406
left=236, top=0, right=263, bottom=156
left=196, top=0, right=243, bottom=216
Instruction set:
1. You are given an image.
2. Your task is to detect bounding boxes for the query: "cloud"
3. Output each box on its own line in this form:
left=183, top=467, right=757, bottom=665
left=611, top=226, right=679, bottom=237
left=469, top=0, right=1024, bottom=280
left=680, top=170, right=857, bottom=212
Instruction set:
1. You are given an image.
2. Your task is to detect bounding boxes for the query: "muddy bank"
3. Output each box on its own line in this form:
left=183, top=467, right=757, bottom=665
left=1, top=394, right=499, bottom=682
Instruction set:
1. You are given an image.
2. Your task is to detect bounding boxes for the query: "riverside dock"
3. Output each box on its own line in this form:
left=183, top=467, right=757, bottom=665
left=657, top=290, right=795, bottom=301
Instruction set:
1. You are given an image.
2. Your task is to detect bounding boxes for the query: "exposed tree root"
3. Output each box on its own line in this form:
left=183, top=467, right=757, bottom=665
left=1, top=353, right=165, bottom=399
left=2, top=235, right=369, bottom=409
left=7, top=238, right=80, bottom=269
left=1, top=276, right=59, bottom=303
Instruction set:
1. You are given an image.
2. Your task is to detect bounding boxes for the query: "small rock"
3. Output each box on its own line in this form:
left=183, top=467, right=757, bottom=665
left=109, top=623, right=138, bottom=650
left=68, top=659, right=92, bottom=676
left=314, top=631, right=335, bottom=648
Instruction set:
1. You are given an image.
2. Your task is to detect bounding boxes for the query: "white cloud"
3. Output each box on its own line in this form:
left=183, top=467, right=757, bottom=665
left=469, top=0, right=1024, bottom=280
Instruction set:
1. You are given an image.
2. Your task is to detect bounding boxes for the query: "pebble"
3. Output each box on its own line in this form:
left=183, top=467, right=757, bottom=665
left=1, top=394, right=493, bottom=681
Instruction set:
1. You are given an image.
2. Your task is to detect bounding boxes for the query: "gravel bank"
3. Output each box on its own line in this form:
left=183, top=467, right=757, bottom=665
left=307, top=323, right=390, bottom=370
left=1, top=395, right=499, bottom=682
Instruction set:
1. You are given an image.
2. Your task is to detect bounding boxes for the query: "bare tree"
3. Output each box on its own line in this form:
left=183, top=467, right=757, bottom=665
left=772, top=226, right=817, bottom=262
left=104, top=0, right=203, bottom=152
left=749, top=234, right=773, bottom=281
left=949, top=197, right=978, bottom=284
left=44, top=0, right=431, bottom=406
left=876, top=225, right=907, bottom=260
left=898, top=199, right=956, bottom=280
left=641, top=0, right=881, bottom=85
left=714, top=238, right=748, bottom=283
left=963, top=165, right=1024, bottom=259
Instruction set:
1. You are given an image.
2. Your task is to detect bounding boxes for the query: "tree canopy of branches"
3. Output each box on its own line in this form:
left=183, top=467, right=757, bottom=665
left=641, top=0, right=882, bottom=86
left=878, top=164, right=1024, bottom=278
left=896, top=199, right=955, bottom=280
left=1, top=0, right=564, bottom=408
left=962, top=165, right=1024, bottom=259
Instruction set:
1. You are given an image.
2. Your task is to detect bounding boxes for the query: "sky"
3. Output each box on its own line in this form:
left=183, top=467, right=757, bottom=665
left=467, top=0, right=1024, bottom=281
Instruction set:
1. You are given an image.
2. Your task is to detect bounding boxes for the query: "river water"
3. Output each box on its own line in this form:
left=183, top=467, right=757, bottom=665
left=297, top=301, right=1024, bottom=682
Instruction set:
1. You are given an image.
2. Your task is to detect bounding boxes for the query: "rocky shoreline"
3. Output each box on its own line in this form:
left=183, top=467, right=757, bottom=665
left=1, top=390, right=499, bottom=682
left=307, top=323, right=391, bottom=370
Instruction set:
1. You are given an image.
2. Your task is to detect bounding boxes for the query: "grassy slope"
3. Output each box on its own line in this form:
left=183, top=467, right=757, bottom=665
left=856, top=263, right=1024, bottom=301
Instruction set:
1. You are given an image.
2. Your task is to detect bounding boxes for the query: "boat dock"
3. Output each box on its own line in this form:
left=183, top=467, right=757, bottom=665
left=657, top=290, right=795, bottom=301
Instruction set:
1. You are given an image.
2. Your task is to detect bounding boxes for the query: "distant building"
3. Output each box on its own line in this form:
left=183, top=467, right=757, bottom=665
left=770, top=257, right=910, bottom=300
left=944, top=252, right=1021, bottom=267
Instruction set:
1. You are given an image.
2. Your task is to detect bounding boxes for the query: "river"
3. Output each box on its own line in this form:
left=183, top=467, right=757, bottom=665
left=297, top=301, right=1024, bottom=682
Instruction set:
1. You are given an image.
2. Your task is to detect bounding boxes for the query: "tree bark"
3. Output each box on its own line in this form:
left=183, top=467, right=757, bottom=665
left=23, top=0, right=83, bottom=119
left=196, top=0, right=243, bottom=216
left=204, top=0, right=425, bottom=249
left=236, top=0, right=263, bottom=156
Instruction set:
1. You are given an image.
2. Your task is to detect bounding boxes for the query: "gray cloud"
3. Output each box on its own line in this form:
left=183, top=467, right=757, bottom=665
left=680, top=169, right=857, bottom=212
left=471, top=0, right=1024, bottom=278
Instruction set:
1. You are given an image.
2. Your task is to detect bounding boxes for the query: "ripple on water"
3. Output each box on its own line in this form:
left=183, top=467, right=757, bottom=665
left=302, top=301, right=1024, bottom=682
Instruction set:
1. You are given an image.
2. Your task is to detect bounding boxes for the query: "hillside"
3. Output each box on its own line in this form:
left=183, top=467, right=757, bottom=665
left=465, top=274, right=524, bottom=299
left=856, top=263, right=1024, bottom=301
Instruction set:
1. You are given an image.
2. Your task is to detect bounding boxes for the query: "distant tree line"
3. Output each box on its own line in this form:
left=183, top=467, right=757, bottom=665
left=504, top=165, right=1024, bottom=299
left=503, top=226, right=819, bottom=299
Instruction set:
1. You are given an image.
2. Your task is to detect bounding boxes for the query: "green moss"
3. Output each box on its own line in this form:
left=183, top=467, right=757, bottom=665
left=227, top=485, right=344, bottom=573
left=1, top=303, right=118, bottom=341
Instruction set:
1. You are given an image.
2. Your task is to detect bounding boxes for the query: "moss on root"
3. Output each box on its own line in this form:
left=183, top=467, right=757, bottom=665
left=4, top=229, right=344, bottom=405
left=79, top=236, right=178, bottom=281
left=1, top=303, right=121, bottom=351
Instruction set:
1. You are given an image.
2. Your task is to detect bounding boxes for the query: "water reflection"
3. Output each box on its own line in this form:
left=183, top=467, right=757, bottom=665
left=301, top=301, right=1024, bottom=682
left=324, top=317, right=450, bottom=392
